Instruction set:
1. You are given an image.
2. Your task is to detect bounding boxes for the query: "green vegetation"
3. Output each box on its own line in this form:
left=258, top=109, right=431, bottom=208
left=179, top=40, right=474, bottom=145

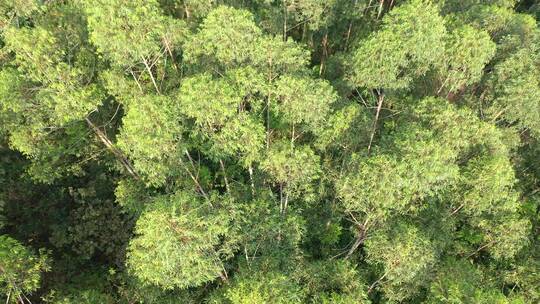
left=0, top=0, right=539, bottom=303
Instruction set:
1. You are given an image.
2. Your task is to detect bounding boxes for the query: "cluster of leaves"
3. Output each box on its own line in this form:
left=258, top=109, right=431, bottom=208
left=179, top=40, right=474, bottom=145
left=0, top=0, right=539, bottom=303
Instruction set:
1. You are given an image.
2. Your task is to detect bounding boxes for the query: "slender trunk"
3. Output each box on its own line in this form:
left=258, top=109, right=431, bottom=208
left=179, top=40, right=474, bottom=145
left=345, top=22, right=353, bottom=51
left=377, top=0, right=385, bottom=19
left=266, top=64, right=273, bottom=149
left=367, top=91, right=384, bottom=154
left=129, top=68, right=143, bottom=92
left=21, top=292, right=31, bottom=304
left=450, top=204, right=464, bottom=216
left=244, top=246, right=250, bottom=263
left=365, top=0, right=374, bottom=15
left=218, top=270, right=228, bottom=282
left=279, top=183, right=284, bottom=214
left=437, top=75, right=449, bottom=95
left=345, top=231, right=365, bottom=260
left=491, top=108, right=507, bottom=122
left=345, top=218, right=369, bottom=259
left=163, top=38, right=178, bottom=70
left=248, top=164, right=255, bottom=195
left=302, top=22, right=307, bottom=43
left=183, top=150, right=209, bottom=200
left=85, top=117, right=139, bottom=179
left=283, top=192, right=289, bottom=213
left=266, top=98, right=271, bottom=149
left=283, top=0, right=287, bottom=41
left=184, top=3, right=191, bottom=19
left=319, top=32, right=328, bottom=76
left=344, top=0, right=357, bottom=51
left=219, top=159, right=230, bottom=192
left=291, top=123, right=295, bottom=148
left=141, top=55, right=161, bottom=94
left=368, top=270, right=389, bottom=293
left=180, top=159, right=209, bottom=201
left=467, top=240, right=495, bottom=258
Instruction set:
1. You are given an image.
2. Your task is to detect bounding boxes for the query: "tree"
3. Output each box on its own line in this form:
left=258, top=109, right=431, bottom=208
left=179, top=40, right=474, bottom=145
left=209, top=269, right=305, bottom=304
left=364, top=222, right=436, bottom=302
left=84, top=0, right=178, bottom=68
left=127, top=192, right=235, bottom=289
left=349, top=0, right=446, bottom=90
left=486, top=47, right=540, bottom=138
left=426, top=258, right=520, bottom=304
left=0, top=235, right=49, bottom=303
left=116, top=94, right=184, bottom=186
left=437, top=24, right=496, bottom=94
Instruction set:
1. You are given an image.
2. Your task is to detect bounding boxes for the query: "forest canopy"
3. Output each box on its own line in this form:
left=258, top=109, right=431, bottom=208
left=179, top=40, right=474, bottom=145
left=0, top=0, right=539, bottom=303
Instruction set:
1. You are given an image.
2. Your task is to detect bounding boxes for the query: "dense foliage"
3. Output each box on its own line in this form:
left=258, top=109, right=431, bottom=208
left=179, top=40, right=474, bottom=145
left=0, top=0, right=539, bottom=303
